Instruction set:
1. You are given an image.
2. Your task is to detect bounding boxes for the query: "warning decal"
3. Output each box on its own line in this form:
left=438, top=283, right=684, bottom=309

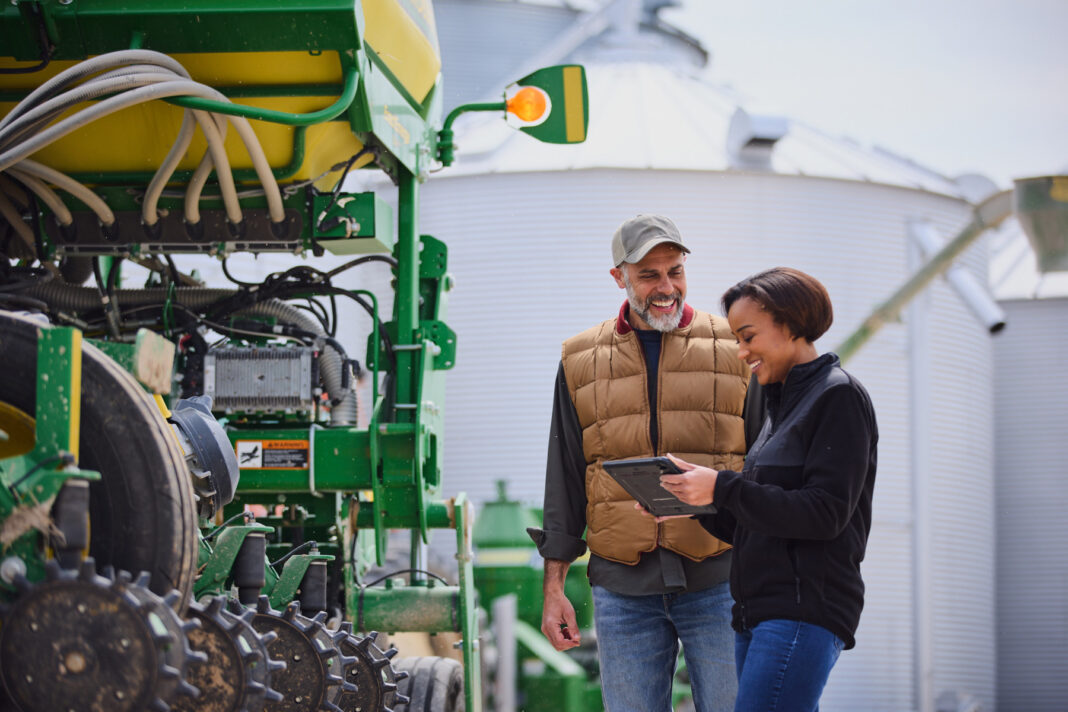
left=235, top=440, right=310, bottom=470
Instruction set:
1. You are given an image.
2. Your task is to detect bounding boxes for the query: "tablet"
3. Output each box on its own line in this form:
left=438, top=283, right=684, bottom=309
left=602, top=457, right=718, bottom=517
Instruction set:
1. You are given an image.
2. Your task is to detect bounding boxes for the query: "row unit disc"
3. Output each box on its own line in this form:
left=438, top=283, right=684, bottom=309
left=247, top=597, right=357, bottom=712
left=0, top=559, right=200, bottom=712
left=172, top=596, right=285, bottom=712
left=334, top=625, right=409, bottom=712
left=0, top=561, right=417, bottom=712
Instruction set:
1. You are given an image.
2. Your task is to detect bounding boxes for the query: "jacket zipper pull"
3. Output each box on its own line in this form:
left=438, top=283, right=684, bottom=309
left=795, top=576, right=801, bottom=605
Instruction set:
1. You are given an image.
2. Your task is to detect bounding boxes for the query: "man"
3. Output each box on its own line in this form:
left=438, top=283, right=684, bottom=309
left=528, top=214, right=759, bottom=712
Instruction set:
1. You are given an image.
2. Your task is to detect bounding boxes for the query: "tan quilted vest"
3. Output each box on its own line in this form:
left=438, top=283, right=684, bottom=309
left=561, top=304, right=749, bottom=565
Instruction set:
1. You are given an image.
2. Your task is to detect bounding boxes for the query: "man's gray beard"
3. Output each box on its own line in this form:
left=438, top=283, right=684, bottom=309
left=622, top=270, right=683, bottom=332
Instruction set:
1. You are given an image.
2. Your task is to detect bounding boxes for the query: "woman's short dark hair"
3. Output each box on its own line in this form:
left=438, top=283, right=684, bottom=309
left=721, top=267, right=833, bottom=342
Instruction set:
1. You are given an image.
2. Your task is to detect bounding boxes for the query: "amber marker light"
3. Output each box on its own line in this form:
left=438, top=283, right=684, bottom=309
left=438, top=64, right=586, bottom=166
left=506, top=86, right=549, bottom=123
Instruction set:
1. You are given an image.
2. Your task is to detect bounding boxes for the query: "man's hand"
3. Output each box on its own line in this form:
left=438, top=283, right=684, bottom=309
left=658, top=453, right=717, bottom=506
left=542, top=559, right=580, bottom=650
left=542, top=589, right=581, bottom=650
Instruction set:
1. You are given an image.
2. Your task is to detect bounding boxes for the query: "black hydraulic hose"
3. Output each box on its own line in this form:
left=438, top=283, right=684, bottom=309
left=91, top=257, right=121, bottom=339
left=14, top=180, right=47, bottom=264
left=0, top=5, right=52, bottom=76
left=202, top=510, right=255, bottom=541
left=313, top=149, right=369, bottom=232
left=269, top=540, right=319, bottom=568
left=106, top=256, right=124, bottom=309
left=324, top=254, right=398, bottom=279
left=220, top=256, right=260, bottom=287
left=163, top=255, right=181, bottom=287
left=24, top=282, right=236, bottom=312
left=0, top=292, right=48, bottom=311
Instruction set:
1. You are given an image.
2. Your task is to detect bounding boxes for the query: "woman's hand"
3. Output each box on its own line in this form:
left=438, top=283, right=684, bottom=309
left=658, top=453, right=718, bottom=506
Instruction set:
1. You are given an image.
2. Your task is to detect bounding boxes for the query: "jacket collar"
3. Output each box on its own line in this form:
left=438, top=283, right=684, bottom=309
left=764, top=352, right=840, bottom=420
left=784, top=352, right=839, bottom=391
left=615, top=301, right=695, bottom=335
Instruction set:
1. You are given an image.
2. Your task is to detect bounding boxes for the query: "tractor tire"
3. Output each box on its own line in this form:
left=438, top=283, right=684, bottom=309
left=0, top=311, right=198, bottom=606
left=393, top=656, right=465, bottom=712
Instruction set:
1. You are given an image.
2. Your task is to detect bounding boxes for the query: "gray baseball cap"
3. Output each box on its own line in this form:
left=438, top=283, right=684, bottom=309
left=611, top=214, right=691, bottom=266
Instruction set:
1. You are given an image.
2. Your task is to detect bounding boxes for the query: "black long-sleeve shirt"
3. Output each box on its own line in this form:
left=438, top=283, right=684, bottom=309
left=532, top=354, right=764, bottom=595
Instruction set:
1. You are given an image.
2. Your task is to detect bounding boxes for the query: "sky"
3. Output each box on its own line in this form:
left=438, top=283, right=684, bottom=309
left=659, top=0, right=1068, bottom=189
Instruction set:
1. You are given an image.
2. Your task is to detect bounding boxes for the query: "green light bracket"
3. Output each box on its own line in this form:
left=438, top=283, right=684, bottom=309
left=437, top=64, right=588, bottom=166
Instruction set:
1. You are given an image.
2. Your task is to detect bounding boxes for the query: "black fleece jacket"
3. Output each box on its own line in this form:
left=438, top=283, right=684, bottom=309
left=696, top=353, right=877, bottom=649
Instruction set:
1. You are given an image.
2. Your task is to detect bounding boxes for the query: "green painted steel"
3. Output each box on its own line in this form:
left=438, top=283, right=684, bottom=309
left=314, top=191, right=395, bottom=253
left=438, top=101, right=505, bottom=166
left=31, top=328, right=80, bottom=465
left=194, top=520, right=335, bottom=608
left=167, top=63, right=359, bottom=127
left=193, top=523, right=273, bottom=599
left=393, top=169, right=422, bottom=420
left=362, top=54, right=440, bottom=177
left=88, top=340, right=135, bottom=377
left=228, top=427, right=372, bottom=492
left=514, top=65, right=589, bottom=145
left=353, top=499, right=454, bottom=530
left=0, top=327, right=98, bottom=600
left=5, top=329, right=99, bottom=508
left=268, top=551, right=334, bottom=610
left=355, top=581, right=460, bottom=632
left=1, top=1, right=365, bottom=60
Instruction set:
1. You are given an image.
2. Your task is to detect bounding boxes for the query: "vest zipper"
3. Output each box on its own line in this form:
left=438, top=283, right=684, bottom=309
left=653, top=332, right=662, bottom=455
left=654, top=333, right=663, bottom=547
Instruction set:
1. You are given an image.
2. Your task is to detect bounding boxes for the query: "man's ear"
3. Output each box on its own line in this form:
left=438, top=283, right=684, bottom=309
left=610, top=266, right=626, bottom=289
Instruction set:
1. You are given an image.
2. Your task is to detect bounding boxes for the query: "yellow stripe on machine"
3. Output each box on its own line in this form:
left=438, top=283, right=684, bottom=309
left=68, top=330, right=82, bottom=460
left=362, top=0, right=442, bottom=104
left=563, top=65, right=585, bottom=143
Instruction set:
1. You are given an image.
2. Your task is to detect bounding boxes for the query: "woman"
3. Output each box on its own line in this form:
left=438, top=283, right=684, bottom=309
left=652, top=267, right=878, bottom=712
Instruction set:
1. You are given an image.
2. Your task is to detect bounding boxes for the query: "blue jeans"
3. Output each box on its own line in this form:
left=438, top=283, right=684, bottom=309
left=733, top=619, right=845, bottom=712
left=592, top=582, right=736, bottom=712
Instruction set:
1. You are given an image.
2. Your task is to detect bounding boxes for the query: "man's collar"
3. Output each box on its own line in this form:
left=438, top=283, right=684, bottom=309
left=615, top=301, right=694, bottom=334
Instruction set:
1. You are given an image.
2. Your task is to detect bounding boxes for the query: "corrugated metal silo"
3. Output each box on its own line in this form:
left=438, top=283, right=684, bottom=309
left=992, top=284, right=1068, bottom=708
